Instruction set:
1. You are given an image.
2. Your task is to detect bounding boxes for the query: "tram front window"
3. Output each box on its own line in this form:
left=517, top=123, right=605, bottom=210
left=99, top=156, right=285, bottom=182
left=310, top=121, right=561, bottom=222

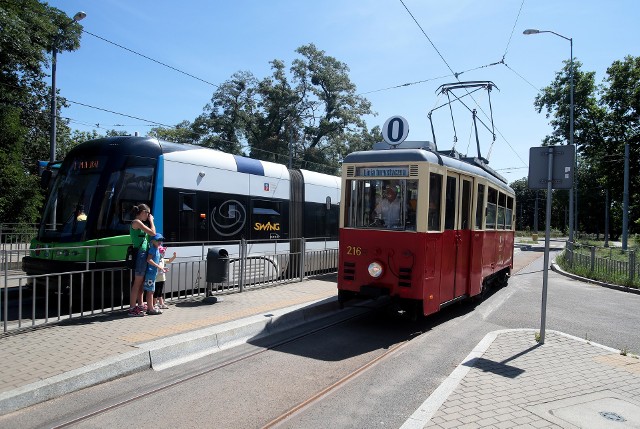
left=346, top=179, right=417, bottom=231
left=39, top=157, right=105, bottom=242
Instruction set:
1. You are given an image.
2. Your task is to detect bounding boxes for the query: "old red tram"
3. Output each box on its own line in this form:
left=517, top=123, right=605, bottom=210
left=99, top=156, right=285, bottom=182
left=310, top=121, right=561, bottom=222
left=337, top=138, right=515, bottom=317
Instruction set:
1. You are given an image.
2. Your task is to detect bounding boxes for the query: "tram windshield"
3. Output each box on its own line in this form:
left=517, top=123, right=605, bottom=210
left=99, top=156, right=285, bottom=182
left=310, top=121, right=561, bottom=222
left=38, top=155, right=155, bottom=242
left=345, top=179, right=418, bottom=231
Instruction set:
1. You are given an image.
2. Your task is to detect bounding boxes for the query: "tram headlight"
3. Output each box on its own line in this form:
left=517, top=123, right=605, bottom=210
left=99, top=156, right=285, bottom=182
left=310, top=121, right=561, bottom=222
left=368, top=261, right=383, bottom=278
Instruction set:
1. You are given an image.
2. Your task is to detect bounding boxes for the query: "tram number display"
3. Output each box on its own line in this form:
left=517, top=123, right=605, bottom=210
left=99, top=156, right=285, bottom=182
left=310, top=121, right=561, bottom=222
left=382, top=116, right=409, bottom=146
left=70, top=158, right=104, bottom=172
left=346, top=246, right=362, bottom=256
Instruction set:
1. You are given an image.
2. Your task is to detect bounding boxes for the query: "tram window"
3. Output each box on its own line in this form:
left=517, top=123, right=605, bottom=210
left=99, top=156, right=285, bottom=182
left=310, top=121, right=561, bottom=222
left=497, top=192, right=506, bottom=229
left=461, top=179, right=471, bottom=230
left=444, top=176, right=457, bottom=230
left=486, top=188, right=497, bottom=229
left=475, top=184, right=485, bottom=230
left=346, top=179, right=415, bottom=231
left=506, top=196, right=514, bottom=230
left=251, top=200, right=282, bottom=240
left=405, top=180, right=418, bottom=231
left=179, top=193, right=196, bottom=242
left=345, top=180, right=377, bottom=228
left=304, top=201, right=338, bottom=239
left=97, top=161, right=154, bottom=238
left=428, top=173, right=442, bottom=231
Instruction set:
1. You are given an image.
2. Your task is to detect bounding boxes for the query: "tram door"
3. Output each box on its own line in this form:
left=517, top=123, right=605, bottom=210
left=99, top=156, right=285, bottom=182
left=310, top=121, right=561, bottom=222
left=439, top=174, right=472, bottom=302
left=455, top=176, right=473, bottom=297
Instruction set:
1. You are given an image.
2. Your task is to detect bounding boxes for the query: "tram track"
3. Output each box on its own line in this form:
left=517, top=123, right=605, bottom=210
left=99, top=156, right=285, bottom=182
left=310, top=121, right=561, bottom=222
left=49, top=305, right=388, bottom=429
left=261, top=332, right=419, bottom=428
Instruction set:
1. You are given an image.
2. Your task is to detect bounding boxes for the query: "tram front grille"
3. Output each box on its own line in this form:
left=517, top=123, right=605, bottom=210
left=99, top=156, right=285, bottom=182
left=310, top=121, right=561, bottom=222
left=343, top=261, right=355, bottom=280
left=398, top=267, right=412, bottom=287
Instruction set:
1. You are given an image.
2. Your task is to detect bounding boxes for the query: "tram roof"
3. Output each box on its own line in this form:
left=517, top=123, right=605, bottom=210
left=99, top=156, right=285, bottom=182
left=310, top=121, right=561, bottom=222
left=68, top=136, right=192, bottom=158
left=343, top=147, right=514, bottom=194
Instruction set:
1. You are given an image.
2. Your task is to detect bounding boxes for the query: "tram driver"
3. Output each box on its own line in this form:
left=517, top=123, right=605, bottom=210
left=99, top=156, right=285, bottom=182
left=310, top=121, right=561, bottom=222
left=376, top=185, right=401, bottom=228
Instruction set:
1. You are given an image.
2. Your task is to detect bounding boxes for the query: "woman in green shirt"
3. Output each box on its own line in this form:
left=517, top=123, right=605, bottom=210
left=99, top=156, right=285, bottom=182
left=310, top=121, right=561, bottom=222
left=128, top=204, right=156, bottom=317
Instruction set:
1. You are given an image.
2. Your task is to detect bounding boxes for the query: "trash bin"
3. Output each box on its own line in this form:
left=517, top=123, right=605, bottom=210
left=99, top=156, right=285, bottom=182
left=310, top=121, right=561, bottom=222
left=206, top=247, right=229, bottom=283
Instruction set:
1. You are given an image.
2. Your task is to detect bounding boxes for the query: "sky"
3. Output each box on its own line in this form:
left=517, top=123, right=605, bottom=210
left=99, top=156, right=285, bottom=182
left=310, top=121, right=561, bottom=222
left=49, top=0, right=639, bottom=184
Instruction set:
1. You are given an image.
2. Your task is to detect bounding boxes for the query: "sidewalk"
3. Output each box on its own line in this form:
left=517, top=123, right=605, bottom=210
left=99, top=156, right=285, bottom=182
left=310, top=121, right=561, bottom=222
left=403, top=330, right=640, bottom=428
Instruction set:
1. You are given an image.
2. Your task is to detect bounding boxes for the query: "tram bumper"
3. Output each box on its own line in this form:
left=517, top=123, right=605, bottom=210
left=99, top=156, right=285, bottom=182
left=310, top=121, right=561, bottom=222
left=359, top=284, right=390, bottom=298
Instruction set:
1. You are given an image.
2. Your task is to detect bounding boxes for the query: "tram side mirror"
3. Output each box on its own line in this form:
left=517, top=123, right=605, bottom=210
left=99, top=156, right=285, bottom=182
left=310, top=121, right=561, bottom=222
left=40, top=169, right=52, bottom=189
left=326, top=196, right=331, bottom=210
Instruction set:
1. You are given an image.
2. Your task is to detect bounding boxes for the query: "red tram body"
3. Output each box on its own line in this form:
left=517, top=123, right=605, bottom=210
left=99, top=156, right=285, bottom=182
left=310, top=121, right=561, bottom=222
left=338, top=140, right=515, bottom=317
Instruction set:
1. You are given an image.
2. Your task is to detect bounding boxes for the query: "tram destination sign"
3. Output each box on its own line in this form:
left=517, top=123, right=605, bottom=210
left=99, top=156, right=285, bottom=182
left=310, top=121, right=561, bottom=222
left=527, top=145, right=575, bottom=190
left=357, top=166, right=409, bottom=177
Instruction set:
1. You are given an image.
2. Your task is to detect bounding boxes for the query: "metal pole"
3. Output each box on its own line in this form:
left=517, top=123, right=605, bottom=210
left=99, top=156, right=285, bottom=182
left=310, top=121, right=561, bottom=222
left=569, top=37, right=575, bottom=244
left=534, top=190, right=539, bottom=234
left=622, top=143, right=629, bottom=250
left=50, top=45, right=57, bottom=163
left=604, top=189, right=609, bottom=248
left=523, top=29, right=575, bottom=243
left=540, top=146, right=554, bottom=344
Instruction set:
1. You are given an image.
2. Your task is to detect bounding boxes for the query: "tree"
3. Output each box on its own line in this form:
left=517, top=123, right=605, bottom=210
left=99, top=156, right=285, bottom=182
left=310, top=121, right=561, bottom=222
left=192, top=71, right=257, bottom=155
left=290, top=44, right=373, bottom=173
left=598, top=56, right=640, bottom=235
left=189, top=44, right=374, bottom=174
left=149, top=120, right=198, bottom=144
left=534, top=56, right=640, bottom=236
left=0, top=0, right=81, bottom=223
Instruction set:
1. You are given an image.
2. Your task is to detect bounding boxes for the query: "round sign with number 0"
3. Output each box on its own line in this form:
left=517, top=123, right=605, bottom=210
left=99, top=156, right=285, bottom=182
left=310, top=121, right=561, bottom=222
left=382, top=116, right=409, bottom=146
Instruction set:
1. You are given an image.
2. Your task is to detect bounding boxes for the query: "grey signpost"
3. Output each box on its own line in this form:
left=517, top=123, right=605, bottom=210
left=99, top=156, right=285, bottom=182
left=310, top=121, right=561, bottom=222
left=528, top=145, right=575, bottom=344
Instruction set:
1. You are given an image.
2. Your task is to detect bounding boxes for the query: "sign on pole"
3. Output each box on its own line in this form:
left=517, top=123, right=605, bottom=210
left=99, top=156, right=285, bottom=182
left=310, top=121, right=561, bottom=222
left=528, top=145, right=575, bottom=190
left=527, top=145, right=575, bottom=344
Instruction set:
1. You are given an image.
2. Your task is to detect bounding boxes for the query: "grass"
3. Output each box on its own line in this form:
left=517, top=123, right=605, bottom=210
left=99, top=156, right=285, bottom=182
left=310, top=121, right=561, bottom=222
left=556, top=250, right=640, bottom=289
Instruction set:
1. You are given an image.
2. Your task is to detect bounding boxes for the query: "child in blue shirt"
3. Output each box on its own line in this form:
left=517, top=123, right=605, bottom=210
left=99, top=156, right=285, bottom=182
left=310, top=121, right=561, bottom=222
left=144, top=234, right=168, bottom=315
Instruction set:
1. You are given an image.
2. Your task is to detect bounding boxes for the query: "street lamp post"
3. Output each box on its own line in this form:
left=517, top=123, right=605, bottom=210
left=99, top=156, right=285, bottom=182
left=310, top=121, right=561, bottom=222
left=524, top=28, right=575, bottom=244
left=50, top=11, right=86, bottom=163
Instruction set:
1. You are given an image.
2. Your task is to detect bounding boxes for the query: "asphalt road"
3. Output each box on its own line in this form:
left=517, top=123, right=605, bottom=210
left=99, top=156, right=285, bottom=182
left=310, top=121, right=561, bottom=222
left=5, top=246, right=640, bottom=429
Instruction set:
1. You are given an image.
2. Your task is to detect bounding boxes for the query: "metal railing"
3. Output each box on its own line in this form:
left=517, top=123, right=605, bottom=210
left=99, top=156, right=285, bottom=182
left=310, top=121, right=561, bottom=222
left=0, top=223, right=38, bottom=253
left=0, top=237, right=338, bottom=333
left=563, top=241, right=638, bottom=286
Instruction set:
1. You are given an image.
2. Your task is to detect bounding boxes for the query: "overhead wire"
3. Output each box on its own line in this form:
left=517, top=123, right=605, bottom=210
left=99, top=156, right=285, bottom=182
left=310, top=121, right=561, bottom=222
left=397, top=0, right=457, bottom=77
left=65, top=98, right=174, bottom=127
left=397, top=0, right=529, bottom=169
left=83, top=30, right=219, bottom=88
left=501, top=0, right=526, bottom=62
left=358, top=74, right=453, bottom=95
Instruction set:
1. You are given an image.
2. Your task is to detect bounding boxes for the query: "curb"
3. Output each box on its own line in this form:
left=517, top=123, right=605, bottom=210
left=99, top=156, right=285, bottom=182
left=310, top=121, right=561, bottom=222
left=551, top=260, right=640, bottom=295
left=0, top=350, right=149, bottom=416
left=0, top=296, right=364, bottom=416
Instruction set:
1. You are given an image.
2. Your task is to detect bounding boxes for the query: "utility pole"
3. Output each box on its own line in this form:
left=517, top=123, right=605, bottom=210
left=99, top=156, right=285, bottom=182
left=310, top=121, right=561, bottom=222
left=622, top=143, right=629, bottom=250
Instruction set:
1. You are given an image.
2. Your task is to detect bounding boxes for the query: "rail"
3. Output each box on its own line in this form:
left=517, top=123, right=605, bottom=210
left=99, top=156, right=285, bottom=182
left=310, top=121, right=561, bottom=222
left=0, top=237, right=338, bottom=333
left=562, top=241, right=638, bottom=287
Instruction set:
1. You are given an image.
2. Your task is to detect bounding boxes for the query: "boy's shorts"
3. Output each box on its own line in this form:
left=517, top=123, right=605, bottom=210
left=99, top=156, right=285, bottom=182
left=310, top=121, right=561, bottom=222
left=143, top=278, right=156, bottom=292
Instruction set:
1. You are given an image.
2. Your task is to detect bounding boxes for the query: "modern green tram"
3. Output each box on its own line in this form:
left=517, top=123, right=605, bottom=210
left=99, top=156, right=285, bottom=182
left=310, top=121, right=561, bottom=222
left=23, top=136, right=340, bottom=281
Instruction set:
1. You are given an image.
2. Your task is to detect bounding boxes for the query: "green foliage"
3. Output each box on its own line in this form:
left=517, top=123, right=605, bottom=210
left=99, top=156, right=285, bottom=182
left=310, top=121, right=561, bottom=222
left=556, top=249, right=640, bottom=289
left=149, top=120, right=198, bottom=144
left=532, top=55, right=640, bottom=236
left=0, top=106, right=42, bottom=222
left=0, top=0, right=82, bottom=222
left=187, top=44, right=374, bottom=174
